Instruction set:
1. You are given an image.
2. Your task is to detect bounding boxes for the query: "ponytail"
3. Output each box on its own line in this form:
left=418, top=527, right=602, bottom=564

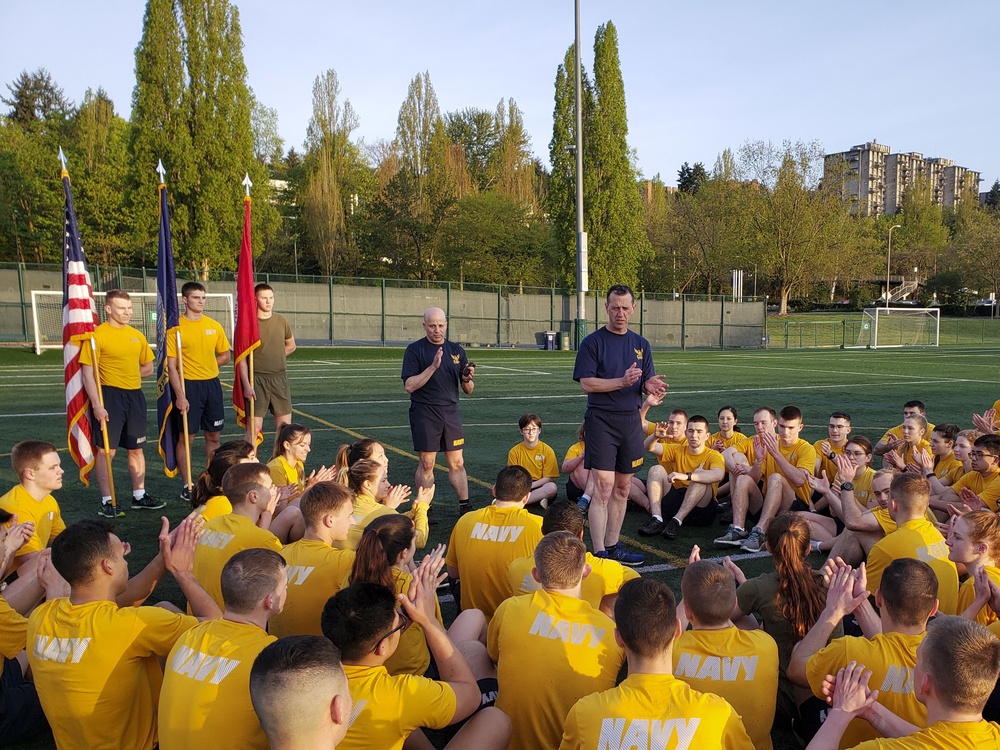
left=767, top=513, right=825, bottom=641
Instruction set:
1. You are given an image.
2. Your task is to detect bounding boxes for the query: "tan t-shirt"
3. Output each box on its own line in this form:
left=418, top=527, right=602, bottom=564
left=254, top=313, right=292, bottom=374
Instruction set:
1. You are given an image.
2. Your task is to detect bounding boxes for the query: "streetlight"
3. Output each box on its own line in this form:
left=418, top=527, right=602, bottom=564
left=573, top=0, right=588, bottom=349
left=886, top=224, right=901, bottom=311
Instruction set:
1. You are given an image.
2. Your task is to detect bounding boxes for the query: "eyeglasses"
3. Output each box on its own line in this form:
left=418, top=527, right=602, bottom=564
left=970, top=451, right=997, bottom=461
left=521, top=427, right=540, bottom=433
left=844, top=450, right=868, bottom=458
left=372, top=608, right=411, bottom=652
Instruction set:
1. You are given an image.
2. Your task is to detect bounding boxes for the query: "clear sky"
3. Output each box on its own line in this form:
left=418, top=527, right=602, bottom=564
left=3, top=0, right=997, bottom=188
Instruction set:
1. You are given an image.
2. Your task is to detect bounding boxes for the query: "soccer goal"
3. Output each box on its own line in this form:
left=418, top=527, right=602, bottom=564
left=30, top=290, right=234, bottom=354
left=851, top=307, right=940, bottom=349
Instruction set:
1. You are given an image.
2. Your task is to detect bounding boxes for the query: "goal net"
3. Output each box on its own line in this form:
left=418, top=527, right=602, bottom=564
left=852, top=307, right=940, bottom=349
left=31, top=291, right=235, bottom=354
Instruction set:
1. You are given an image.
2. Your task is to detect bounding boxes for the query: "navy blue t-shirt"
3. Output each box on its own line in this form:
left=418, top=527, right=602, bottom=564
left=401, top=337, right=469, bottom=406
left=573, top=326, right=656, bottom=412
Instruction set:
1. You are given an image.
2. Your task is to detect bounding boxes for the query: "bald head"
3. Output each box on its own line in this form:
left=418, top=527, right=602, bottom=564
left=422, top=307, right=447, bottom=344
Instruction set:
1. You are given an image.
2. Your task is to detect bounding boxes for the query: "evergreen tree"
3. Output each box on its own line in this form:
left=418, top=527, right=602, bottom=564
left=986, top=179, right=1000, bottom=211
left=677, top=161, right=708, bottom=194
left=586, top=21, right=650, bottom=290
left=2, top=69, right=74, bottom=125
left=128, top=0, right=276, bottom=274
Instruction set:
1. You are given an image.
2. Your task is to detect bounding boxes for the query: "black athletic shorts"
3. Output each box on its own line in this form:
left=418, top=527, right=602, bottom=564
left=410, top=403, right=465, bottom=453
left=92, top=386, right=147, bottom=450
left=0, top=657, right=47, bottom=744
left=662, top=486, right=718, bottom=526
left=179, top=378, right=225, bottom=434
left=583, top=408, right=643, bottom=474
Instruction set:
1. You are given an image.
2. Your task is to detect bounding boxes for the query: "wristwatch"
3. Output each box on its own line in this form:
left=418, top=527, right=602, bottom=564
left=686, top=471, right=693, bottom=481
left=925, top=472, right=935, bottom=479
left=841, top=481, right=855, bottom=492
left=828, top=452, right=836, bottom=460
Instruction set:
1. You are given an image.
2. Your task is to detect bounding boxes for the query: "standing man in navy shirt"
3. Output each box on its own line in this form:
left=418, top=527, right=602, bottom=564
left=402, top=307, right=476, bottom=516
left=573, top=284, right=667, bottom=566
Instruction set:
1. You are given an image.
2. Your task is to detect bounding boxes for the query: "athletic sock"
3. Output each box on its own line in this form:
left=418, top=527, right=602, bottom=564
left=581, top=493, right=591, bottom=503
left=133, top=489, right=146, bottom=500
left=101, top=496, right=112, bottom=505
left=652, top=514, right=663, bottom=522
left=673, top=517, right=682, bottom=526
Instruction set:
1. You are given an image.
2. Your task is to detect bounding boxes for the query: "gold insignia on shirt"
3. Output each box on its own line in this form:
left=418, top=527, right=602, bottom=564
left=634, top=348, right=643, bottom=360
left=451, top=354, right=460, bottom=364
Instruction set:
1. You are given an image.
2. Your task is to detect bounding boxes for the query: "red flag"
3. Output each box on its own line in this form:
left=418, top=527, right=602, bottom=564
left=233, top=195, right=260, bottom=442
left=61, top=165, right=99, bottom=484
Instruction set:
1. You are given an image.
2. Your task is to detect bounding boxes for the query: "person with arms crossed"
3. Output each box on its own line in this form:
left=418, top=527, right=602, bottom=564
left=250, top=635, right=353, bottom=750
left=167, top=281, right=232, bottom=499
left=559, top=576, right=752, bottom=750
left=79, top=289, right=164, bottom=517
left=573, top=284, right=667, bottom=566
left=402, top=306, right=475, bottom=515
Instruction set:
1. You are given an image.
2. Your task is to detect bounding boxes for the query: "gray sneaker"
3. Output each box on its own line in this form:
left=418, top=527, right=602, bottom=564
left=131, top=492, right=166, bottom=510
left=741, top=526, right=767, bottom=553
left=714, top=524, right=747, bottom=546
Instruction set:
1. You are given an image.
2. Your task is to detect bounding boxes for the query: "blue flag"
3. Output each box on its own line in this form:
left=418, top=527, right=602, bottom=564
left=155, top=183, right=180, bottom=477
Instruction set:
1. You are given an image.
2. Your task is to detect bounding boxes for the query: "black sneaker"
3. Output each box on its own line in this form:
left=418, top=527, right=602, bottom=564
left=458, top=503, right=473, bottom=517
left=180, top=486, right=191, bottom=503
left=605, top=542, right=644, bottom=567
left=99, top=502, right=125, bottom=519
left=662, top=517, right=681, bottom=540
left=427, top=506, right=441, bottom=525
left=132, top=492, right=166, bottom=510
left=637, top=517, right=665, bottom=536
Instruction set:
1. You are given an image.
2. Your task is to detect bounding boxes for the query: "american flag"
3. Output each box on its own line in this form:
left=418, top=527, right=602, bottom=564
left=61, top=164, right=98, bottom=485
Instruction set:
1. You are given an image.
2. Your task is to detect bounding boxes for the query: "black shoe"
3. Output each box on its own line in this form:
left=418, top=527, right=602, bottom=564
left=719, top=505, right=733, bottom=525
left=662, top=517, right=681, bottom=540
left=427, top=506, right=441, bottom=525
left=180, top=486, right=191, bottom=503
left=458, top=502, right=473, bottom=517
left=98, top=502, right=125, bottom=519
left=132, top=492, right=166, bottom=510
left=637, top=517, right=665, bottom=536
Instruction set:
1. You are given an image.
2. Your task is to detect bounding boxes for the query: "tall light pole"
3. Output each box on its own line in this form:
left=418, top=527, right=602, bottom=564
left=573, top=0, right=588, bottom=348
left=886, top=223, right=901, bottom=311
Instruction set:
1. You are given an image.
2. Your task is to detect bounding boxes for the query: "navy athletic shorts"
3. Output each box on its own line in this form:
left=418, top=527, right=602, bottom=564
left=410, top=403, right=465, bottom=453
left=583, top=408, right=643, bottom=474
left=179, top=378, right=225, bottom=434
left=92, top=386, right=147, bottom=450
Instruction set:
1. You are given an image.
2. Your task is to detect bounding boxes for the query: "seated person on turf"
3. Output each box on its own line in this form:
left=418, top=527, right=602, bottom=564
left=873, top=399, right=933, bottom=457
left=915, top=423, right=964, bottom=493
left=447, top=466, right=543, bottom=621
left=28, top=516, right=221, bottom=750
left=948, top=510, right=1000, bottom=625
left=508, top=500, right=639, bottom=617
left=507, top=413, right=559, bottom=506
left=802, top=438, right=876, bottom=554
left=489, top=531, right=625, bottom=750
left=250, top=635, right=353, bottom=750
left=269, top=481, right=357, bottom=638
left=953, top=428, right=981, bottom=474
left=158, top=548, right=287, bottom=749
left=266, top=424, right=336, bottom=544
left=813, top=412, right=852, bottom=495
left=190, top=439, right=257, bottom=521
left=333, top=438, right=389, bottom=482
left=882, top=414, right=930, bottom=472
left=674, top=559, right=779, bottom=750
left=322, top=575, right=511, bottom=750
left=641, top=415, right=726, bottom=541
left=558, top=577, right=752, bottom=749
left=337, top=459, right=430, bottom=551
left=192, top=463, right=283, bottom=611
left=349, top=514, right=487, bottom=677
left=807, top=615, right=1000, bottom=750
left=728, top=513, right=839, bottom=727
left=0, top=440, right=66, bottom=572
left=864, top=474, right=959, bottom=615
left=717, top=406, right=816, bottom=553
left=643, top=407, right=688, bottom=474
left=789, top=558, right=938, bottom=748
left=0, top=510, right=64, bottom=745
left=933, top=434, right=1000, bottom=513
left=712, top=405, right=751, bottom=500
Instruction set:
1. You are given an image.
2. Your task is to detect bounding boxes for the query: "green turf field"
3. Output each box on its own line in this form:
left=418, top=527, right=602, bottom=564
left=4, top=343, right=999, bottom=749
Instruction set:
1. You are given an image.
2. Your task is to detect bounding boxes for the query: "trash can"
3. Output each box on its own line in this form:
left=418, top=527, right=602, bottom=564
left=543, top=331, right=557, bottom=350
left=558, top=331, right=571, bottom=351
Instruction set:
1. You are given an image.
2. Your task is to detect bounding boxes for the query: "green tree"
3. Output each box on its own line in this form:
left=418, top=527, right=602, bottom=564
left=445, top=107, right=496, bottom=192
left=2, top=69, right=74, bottom=125
left=490, top=98, right=538, bottom=211
left=249, top=90, right=283, bottom=169
left=985, top=179, right=1000, bottom=211
left=957, top=209, right=1000, bottom=299
left=892, top=176, right=950, bottom=278
left=128, top=0, right=276, bottom=274
left=586, top=21, right=650, bottom=290
left=677, top=161, right=708, bottom=194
